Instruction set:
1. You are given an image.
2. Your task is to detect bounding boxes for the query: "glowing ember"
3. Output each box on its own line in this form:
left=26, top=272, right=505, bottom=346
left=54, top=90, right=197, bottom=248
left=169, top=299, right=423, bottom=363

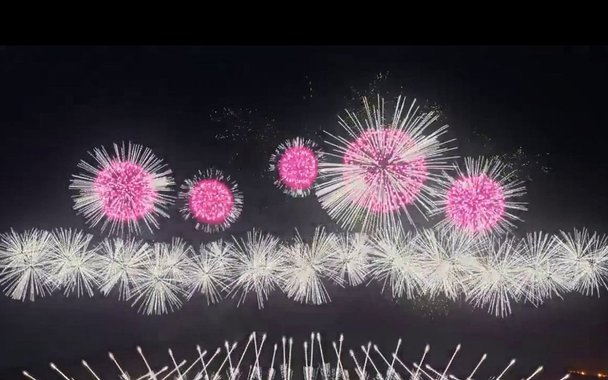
left=277, top=146, right=318, bottom=191
left=189, top=179, right=235, bottom=225
left=446, top=174, right=506, bottom=233
left=343, top=128, right=428, bottom=213
left=94, top=161, right=157, bottom=221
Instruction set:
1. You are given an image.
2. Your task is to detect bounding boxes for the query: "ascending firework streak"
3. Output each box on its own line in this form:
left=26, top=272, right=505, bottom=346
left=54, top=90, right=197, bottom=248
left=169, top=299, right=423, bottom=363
left=22, top=331, right=563, bottom=380
left=2, top=227, right=608, bottom=317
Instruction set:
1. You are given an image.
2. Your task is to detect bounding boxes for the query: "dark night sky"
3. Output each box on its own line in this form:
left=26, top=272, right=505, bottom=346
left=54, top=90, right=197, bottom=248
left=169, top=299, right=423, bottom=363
left=1, top=46, right=608, bottom=379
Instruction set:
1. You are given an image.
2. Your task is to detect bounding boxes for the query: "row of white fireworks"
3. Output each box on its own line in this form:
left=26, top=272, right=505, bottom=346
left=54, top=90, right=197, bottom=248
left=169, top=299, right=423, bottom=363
left=23, top=331, right=565, bottom=380
left=1, top=226, right=606, bottom=317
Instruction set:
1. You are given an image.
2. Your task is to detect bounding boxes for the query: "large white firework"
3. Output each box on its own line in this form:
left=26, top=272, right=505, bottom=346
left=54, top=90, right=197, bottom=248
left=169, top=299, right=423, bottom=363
left=130, top=239, right=189, bottom=315
left=281, top=227, right=339, bottom=304
left=97, top=237, right=150, bottom=300
left=229, top=230, right=286, bottom=308
left=433, top=157, right=527, bottom=235
left=415, top=229, right=479, bottom=301
left=518, top=232, right=570, bottom=305
left=553, top=228, right=608, bottom=296
left=48, top=229, right=102, bottom=297
left=465, top=237, right=525, bottom=317
left=328, top=233, right=370, bottom=287
left=0, top=229, right=55, bottom=301
left=185, top=240, right=233, bottom=304
left=368, top=226, right=425, bottom=299
left=70, top=142, right=175, bottom=235
left=316, top=95, right=454, bottom=232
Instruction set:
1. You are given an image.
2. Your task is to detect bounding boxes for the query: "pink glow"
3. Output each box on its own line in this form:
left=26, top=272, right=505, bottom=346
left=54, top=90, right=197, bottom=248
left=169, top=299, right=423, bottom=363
left=343, top=129, right=428, bottom=214
left=188, top=179, right=235, bottom=225
left=93, top=161, right=157, bottom=221
left=277, top=146, right=318, bottom=191
left=446, top=174, right=506, bottom=233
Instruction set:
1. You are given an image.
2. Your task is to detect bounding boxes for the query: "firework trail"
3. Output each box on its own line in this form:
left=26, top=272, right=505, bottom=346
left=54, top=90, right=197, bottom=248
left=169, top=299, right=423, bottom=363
left=270, top=138, right=323, bottom=198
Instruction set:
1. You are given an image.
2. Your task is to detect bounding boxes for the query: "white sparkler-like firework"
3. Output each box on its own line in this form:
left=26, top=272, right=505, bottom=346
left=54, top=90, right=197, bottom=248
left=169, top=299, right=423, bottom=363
left=0, top=229, right=55, bottom=301
left=185, top=240, right=234, bottom=304
left=229, top=230, right=286, bottom=308
left=48, top=228, right=102, bottom=297
left=368, top=226, right=424, bottom=299
left=554, top=228, right=608, bottom=296
left=315, top=95, right=454, bottom=232
left=97, top=237, right=150, bottom=300
left=26, top=331, right=554, bottom=380
left=281, top=227, right=339, bottom=304
left=328, top=233, right=370, bottom=287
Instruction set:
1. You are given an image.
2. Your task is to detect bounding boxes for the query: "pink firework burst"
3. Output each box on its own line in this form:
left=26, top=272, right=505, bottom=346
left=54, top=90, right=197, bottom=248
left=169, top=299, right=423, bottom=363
left=316, top=96, right=454, bottom=231
left=269, top=138, right=322, bottom=197
left=435, top=157, right=526, bottom=234
left=70, top=142, right=175, bottom=234
left=180, top=169, right=243, bottom=233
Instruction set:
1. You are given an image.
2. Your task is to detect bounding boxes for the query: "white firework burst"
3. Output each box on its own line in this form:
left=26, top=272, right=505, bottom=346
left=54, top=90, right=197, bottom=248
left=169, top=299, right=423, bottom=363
left=415, top=229, right=479, bottom=300
left=328, top=233, right=371, bottom=287
left=465, top=237, right=525, bottom=317
left=518, top=232, right=570, bottom=305
left=97, top=237, right=150, bottom=300
left=70, top=142, right=175, bottom=235
left=281, top=227, right=339, bottom=304
left=185, top=240, right=233, bottom=304
left=130, top=240, right=189, bottom=315
left=368, top=226, right=424, bottom=299
left=229, top=230, right=286, bottom=308
left=553, top=228, right=608, bottom=296
left=0, top=229, right=54, bottom=301
left=433, top=157, right=527, bottom=235
left=315, top=95, right=454, bottom=232
left=48, top=229, right=102, bottom=297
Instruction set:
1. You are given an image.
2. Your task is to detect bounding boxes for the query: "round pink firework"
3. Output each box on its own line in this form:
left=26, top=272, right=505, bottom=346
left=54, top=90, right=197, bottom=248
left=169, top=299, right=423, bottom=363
left=269, top=138, right=322, bottom=197
left=180, top=169, right=243, bottom=233
left=316, top=96, right=454, bottom=231
left=435, top=157, right=526, bottom=234
left=70, top=142, right=175, bottom=234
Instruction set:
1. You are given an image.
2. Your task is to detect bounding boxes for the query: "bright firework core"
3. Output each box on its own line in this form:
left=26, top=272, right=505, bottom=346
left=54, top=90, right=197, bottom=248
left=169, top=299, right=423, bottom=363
left=277, top=145, right=318, bottom=191
left=189, top=179, right=235, bottom=225
left=447, top=174, right=506, bottom=233
left=93, top=161, right=157, bottom=221
left=343, top=128, right=428, bottom=213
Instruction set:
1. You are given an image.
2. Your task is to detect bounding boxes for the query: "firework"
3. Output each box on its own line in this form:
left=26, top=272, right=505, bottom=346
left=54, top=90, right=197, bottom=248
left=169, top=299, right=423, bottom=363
left=368, top=225, right=424, bottom=299
left=316, top=96, right=454, bottom=232
left=0, top=229, right=55, bottom=301
left=97, top=237, right=150, bottom=300
left=48, top=229, right=101, bottom=297
left=130, top=239, right=190, bottom=315
left=28, top=331, right=552, bottom=380
left=229, top=230, right=286, bottom=308
left=328, top=233, right=370, bottom=287
left=281, top=227, right=339, bottom=304
left=180, top=169, right=244, bottom=233
left=269, top=138, right=323, bottom=197
left=70, top=142, right=175, bottom=235
left=465, top=237, right=524, bottom=317
left=518, top=232, right=570, bottom=305
left=434, top=157, right=526, bottom=235
left=185, top=240, right=234, bottom=304
left=554, top=229, right=608, bottom=296
left=415, top=229, right=479, bottom=301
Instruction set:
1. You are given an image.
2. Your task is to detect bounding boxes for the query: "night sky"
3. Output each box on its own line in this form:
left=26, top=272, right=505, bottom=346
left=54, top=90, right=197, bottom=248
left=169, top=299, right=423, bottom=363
left=1, top=46, right=608, bottom=379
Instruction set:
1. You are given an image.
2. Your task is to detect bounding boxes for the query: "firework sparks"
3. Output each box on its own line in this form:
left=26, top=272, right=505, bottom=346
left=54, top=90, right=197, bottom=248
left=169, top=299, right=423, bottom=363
left=185, top=240, right=234, bottom=304
left=69, top=142, right=175, bottom=234
left=281, top=227, right=339, bottom=304
left=180, top=169, right=244, bottom=233
left=269, top=138, right=323, bottom=197
left=0, top=229, right=55, bottom=301
left=328, top=233, right=370, bottom=287
left=316, top=96, right=454, bottom=231
left=435, top=157, right=526, bottom=235
left=49, top=229, right=102, bottom=297
left=229, top=230, right=286, bottom=308
left=97, top=237, right=149, bottom=300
